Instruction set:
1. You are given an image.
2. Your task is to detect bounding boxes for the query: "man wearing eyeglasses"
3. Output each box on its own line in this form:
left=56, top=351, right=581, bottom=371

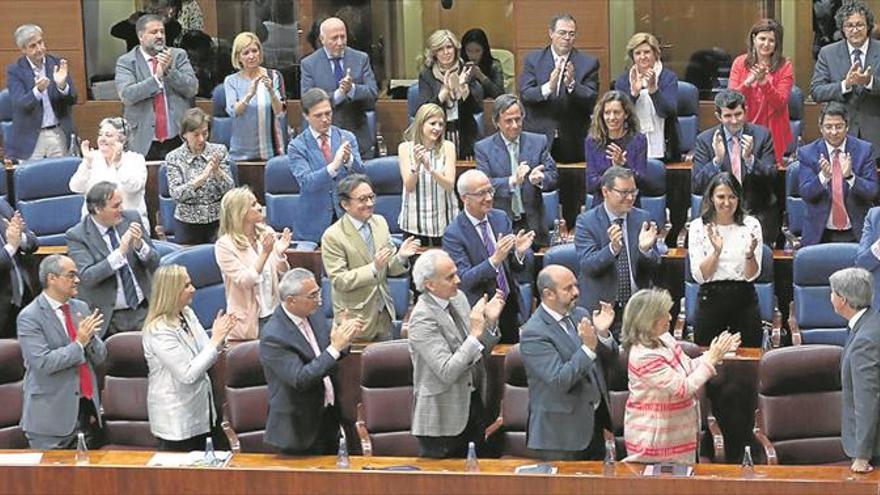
left=519, top=13, right=599, bottom=163
left=575, top=167, right=660, bottom=337
left=812, top=0, right=880, bottom=148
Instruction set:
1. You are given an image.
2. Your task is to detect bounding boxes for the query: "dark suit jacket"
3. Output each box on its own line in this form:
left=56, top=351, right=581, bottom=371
left=0, top=199, right=39, bottom=336
left=856, top=207, right=880, bottom=309
left=5, top=54, right=77, bottom=160
left=519, top=47, right=600, bottom=162
left=613, top=67, right=681, bottom=162
left=417, top=67, right=483, bottom=159
left=300, top=47, right=378, bottom=158
left=841, top=309, right=880, bottom=461
left=797, top=136, right=879, bottom=246
left=259, top=305, right=342, bottom=452
left=520, top=305, right=617, bottom=451
left=474, top=131, right=558, bottom=245
left=574, top=205, right=661, bottom=311
left=65, top=210, right=159, bottom=336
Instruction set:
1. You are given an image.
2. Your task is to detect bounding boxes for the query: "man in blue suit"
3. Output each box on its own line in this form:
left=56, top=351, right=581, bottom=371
left=856, top=206, right=880, bottom=309
left=475, top=94, right=558, bottom=247
left=287, top=88, right=365, bottom=244
left=519, top=13, right=599, bottom=163
left=799, top=102, right=878, bottom=246
left=5, top=24, right=77, bottom=161
left=300, top=17, right=378, bottom=159
left=443, top=170, right=534, bottom=343
left=575, top=167, right=660, bottom=336
left=0, top=198, right=39, bottom=339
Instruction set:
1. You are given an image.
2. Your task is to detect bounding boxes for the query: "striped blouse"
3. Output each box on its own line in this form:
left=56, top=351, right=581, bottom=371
left=398, top=143, right=459, bottom=238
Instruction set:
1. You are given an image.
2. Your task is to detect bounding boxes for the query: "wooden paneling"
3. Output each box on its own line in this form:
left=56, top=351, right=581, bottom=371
left=420, top=0, right=515, bottom=52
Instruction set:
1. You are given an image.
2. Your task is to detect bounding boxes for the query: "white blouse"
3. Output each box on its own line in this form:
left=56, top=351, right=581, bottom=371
left=69, top=150, right=149, bottom=230
left=688, top=215, right=763, bottom=284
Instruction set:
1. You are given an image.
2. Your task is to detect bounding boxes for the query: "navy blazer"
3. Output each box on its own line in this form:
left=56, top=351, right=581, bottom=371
left=856, top=207, right=880, bottom=309
left=5, top=54, right=77, bottom=160
left=260, top=305, right=341, bottom=452
left=574, top=205, right=661, bottom=311
left=474, top=131, right=558, bottom=245
left=0, top=198, right=39, bottom=336
left=798, top=136, right=879, bottom=246
left=286, top=125, right=365, bottom=243
left=613, top=67, right=681, bottom=161
left=840, top=309, right=880, bottom=461
left=442, top=208, right=532, bottom=306
left=299, top=47, right=378, bottom=158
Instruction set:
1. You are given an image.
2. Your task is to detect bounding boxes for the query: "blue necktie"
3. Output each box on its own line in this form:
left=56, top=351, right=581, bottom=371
left=106, top=227, right=141, bottom=309
left=332, top=58, right=344, bottom=86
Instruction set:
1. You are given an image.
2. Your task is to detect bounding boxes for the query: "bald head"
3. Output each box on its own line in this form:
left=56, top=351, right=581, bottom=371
left=320, top=17, right=347, bottom=58
left=537, top=264, right=579, bottom=314
left=457, top=169, right=494, bottom=218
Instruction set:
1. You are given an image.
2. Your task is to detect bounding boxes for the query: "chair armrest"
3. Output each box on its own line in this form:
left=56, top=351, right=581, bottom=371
left=788, top=301, right=802, bottom=346
left=706, top=414, right=725, bottom=461
left=676, top=216, right=691, bottom=248
left=673, top=297, right=686, bottom=340
left=220, top=420, right=241, bottom=455
left=771, top=302, right=783, bottom=348
left=355, top=402, right=373, bottom=457
left=752, top=408, right=778, bottom=465
left=781, top=228, right=801, bottom=252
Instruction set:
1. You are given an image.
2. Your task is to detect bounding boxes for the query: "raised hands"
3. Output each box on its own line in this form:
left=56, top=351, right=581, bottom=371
left=638, top=221, right=658, bottom=252
left=398, top=236, right=421, bottom=259
left=707, top=330, right=741, bottom=364
left=209, top=309, right=237, bottom=346
left=578, top=316, right=599, bottom=350
left=563, top=61, right=575, bottom=89
left=155, top=50, right=173, bottom=79
left=819, top=153, right=832, bottom=180
left=275, top=228, right=292, bottom=257
left=606, top=142, right=627, bottom=167
left=331, top=316, right=364, bottom=351
left=740, top=134, right=754, bottom=161
left=512, top=162, right=530, bottom=186
left=840, top=151, right=853, bottom=179
left=76, top=309, right=104, bottom=345
left=53, top=59, right=69, bottom=89
left=119, top=222, right=144, bottom=254
left=514, top=229, right=535, bottom=257
left=607, top=222, right=623, bottom=255
left=591, top=301, right=615, bottom=337
left=712, top=129, right=726, bottom=163
left=413, top=143, right=431, bottom=171
left=338, top=68, right=354, bottom=94
left=846, top=62, right=873, bottom=89
left=333, top=140, right=353, bottom=169
left=705, top=223, right=724, bottom=255
left=490, top=234, right=515, bottom=267
left=5, top=211, right=25, bottom=252
left=373, top=246, right=395, bottom=271
left=484, top=290, right=506, bottom=327
left=628, top=65, right=642, bottom=95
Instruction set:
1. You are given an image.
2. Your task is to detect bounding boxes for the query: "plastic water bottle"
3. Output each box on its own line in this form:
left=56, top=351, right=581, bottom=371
left=465, top=441, right=479, bottom=472
left=68, top=133, right=81, bottom=157
left=741, top=445, right=755, bottom=478
left=336, top=437, right=350, bottom=469
left=550, top=219, right=561, bottom=246
left=376, top=134, right=387, bottom=157
left=603, top=439, right=615, bottom=476
left=783, top=236, right=794, bottom=255
left=75, top=431, right=89, bottom=465
left=204, top=437, right=216, bottom=464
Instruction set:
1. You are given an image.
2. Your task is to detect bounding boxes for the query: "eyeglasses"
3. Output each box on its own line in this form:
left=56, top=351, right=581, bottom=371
left=821, top=123, right=847, bottom=132
left=554, top=30, right=577, bottom=39
left=843, top=22, right=867, bottom=31
left=54, top=271, right=79, bottom=280
left=609, top=187, right=639, bottom=198
left=464, top=187, right=495, bottom=198
left=294, top=290, right=321, bottom=301
left=352, top=194, right=376, bottom=204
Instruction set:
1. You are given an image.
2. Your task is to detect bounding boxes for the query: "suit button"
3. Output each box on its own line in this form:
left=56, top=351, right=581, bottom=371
left=74, top=391, right=80, bottom=397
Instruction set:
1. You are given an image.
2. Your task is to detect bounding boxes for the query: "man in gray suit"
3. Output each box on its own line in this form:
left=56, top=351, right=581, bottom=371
left=66, top=182, right=159, bottom=337
left=811, top=0, right=880, bottom=148
left=115, top=13, right=198, bottom=160
left=300, top=17, right=378, bottom=158
left=830, top=267, right=880, bottom=473
left=17, top=254, right=106, bottom=449
left=520, top=264, right=616, bottom=461
left=408, top=249, right=504, bottom=458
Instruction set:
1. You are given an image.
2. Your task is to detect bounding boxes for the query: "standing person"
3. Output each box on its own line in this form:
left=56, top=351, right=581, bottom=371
left=142, top=264, right=236, bottom=452
left=856, top=206, right=880, bottom=309
left=520, top=13, right=599, bottom=163
left=115, top=13, right=198, bottom=160
left=728, top=18, right=794, bottom=164
left=17, top=255, right=106, bottom=449
left=0, top=198, right=39, bottom=339
left=398, top=103, right=459, bottom=247
left=223, top=32, right=286, bottom=161
left=5, top=24, right=77, bottom=162
left=460, top=28, right=505, bottom=99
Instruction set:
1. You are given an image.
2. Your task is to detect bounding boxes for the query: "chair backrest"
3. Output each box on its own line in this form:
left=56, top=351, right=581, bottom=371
left=496, top=344, right=530, bottom=457
left=153, top=239, right=182, bottom=258
left=224, top=340, right=275, bottom=452
left=685, top=244, right=775, bottom=323
left=157, top=163, right=176, bottom=240
left=160, top=245, right=226, bottom=329
left=264, top=155, right=305, bottom=238
left=365, top=110, right=377, bottom=156
left=785, top=162, right=804, bottom=236
left=542, top=243, right=578, bottom=275
left=490, top=48, right=516, bottom=93
left=407, top=83, right=420, bottom=123
left=101, top=333, right=158, bottom=449
left=542, top=190, right=559, bottom=233
left=756, top=345, right=845, bottom=464
left=786, top=85, right=804, bottom=156
left=320, top=275, right=410, bottom=340
left=792, top=243, right=857, bottom=345
left=211, top=117, right=233, bottom=148
left=690, top=193, right=703, bottom=221
left=365, top=157, right=403, bottom=234
left=14, top=157, right=84, bottom=246
left=0, top=339, right=27, bottom=448
left=359, top=340, right=419, bottom=455
left=676, top=81, right=700, bottom=155
left=0, top=89, right=12, bottom=156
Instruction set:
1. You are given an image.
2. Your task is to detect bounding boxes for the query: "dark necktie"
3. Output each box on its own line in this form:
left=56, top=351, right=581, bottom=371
left=853, top=48, right=863, bottom=68
left=332, top=57, right=344, bottom=86
left=614, top=218, right=633, bottom=304
left=561, top=314, right=580, bottom=346
left=476, top=220, right=510, bottom=297
left=1, top=225, right=24, bottom=306
left=106, top=227, right=141, bottom=309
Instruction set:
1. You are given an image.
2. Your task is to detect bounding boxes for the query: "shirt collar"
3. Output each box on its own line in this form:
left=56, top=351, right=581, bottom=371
left=722, top=126, right=743, bottom=142
left=603, top=203, right=626, bottom=224
left=849, top=308, right=868, bottom=330
left=464, top=209, right=487, bottom=227
left=91, top=216, right=113, bottom=234
left=347, top=214, right=370, bottom=232
left=44, top=292, right=66, bottom=310
left=139, top=46, right=158, bottom=63
left=426, top=292, right=450, bottom=309
left=541, top=303, right=567, bottom=323
left=310, top=126, right=330, bottom=142
left=324, top=47, right=345, bottom=60
left=550, top=47, right=570, bottom=64
left=282, top=305, right=308, bottom=329
left=500, top=132, right=519, bottom=149
left=25, top=57, right=45, bottom=72
left=847, top=39, right=870, bottom=55
left=824, top=138, right=847, bottom=156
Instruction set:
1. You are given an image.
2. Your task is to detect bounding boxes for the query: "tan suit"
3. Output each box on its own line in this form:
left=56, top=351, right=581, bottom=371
left=321, top=214, right=407, bottom=341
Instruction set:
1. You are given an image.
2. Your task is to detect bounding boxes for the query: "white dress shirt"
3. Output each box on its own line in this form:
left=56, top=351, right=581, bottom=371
left=540, top=47, right=574, bottom=98
left=688, top=215, right=763, bottom=284
left=69, top=150, right=149, bottom=229
left=26, top=57, right=67, bottom=129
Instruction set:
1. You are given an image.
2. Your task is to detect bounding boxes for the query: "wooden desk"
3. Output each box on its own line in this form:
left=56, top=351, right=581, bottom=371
left=2, top=450, right=877, bottom=495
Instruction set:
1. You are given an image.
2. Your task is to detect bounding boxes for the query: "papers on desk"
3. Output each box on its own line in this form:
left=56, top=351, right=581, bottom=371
left=514, top=463, right=558, bottom=475
left=0, top=453, right=43, bottom=465
left=642, top=463, right=693, bottom=477
left=147, top=451, right=232, bottom=468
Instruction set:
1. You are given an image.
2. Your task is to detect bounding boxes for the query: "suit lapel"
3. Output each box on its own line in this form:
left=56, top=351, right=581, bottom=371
left=38, top=294, right=71, bottom=344
left=283, top=310, right=317, bottom=360
left=85, top=218, right=111, bottom=259
left=304, top=127, right=328, bottom=169
left=342, top=215, right=372, bottom=264
left=460, top=214, right=490, bottom=259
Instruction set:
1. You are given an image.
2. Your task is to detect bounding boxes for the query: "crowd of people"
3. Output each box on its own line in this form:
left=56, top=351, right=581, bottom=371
left=5, top=0, right=880, bottom=473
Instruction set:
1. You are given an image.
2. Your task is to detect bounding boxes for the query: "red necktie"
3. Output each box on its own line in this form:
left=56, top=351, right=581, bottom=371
left=831, top=150, right=848, bottom=229
left=60, top=303, right=94, bottom=400
left=320, top=134, right=332, bottom=164
left=730, top=137, right=742, bottom=183
left=149, top=58, right=169, bottom=142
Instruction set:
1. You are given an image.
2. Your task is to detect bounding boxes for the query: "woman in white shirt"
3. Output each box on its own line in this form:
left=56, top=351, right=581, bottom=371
left=69, top=117, right=149, bottom=230
left=688, top=172, right=763, bottom=347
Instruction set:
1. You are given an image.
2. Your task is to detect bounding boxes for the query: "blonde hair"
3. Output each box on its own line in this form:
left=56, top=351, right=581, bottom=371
left=620, top=288, right=673, bottom=349
left=404, top=103, right=446, bottom=155
left=625, top=32, right=661, bottom=65
left=422, top=29, right=460, bottom=68
left=219, top=186, right=265, bottom=251
left=143, top=264, right=190, bottom=331
left=231, top=32, right=262, bottom=71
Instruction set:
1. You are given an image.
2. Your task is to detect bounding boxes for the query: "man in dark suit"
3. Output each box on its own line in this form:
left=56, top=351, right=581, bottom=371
left=287, top=87, right=366, bottom=244
left=520, top=264, right=616, bottom=460
left=575, top=167, right=660, bottom=336
left=18, top=254, right=105, bottom=449
left=259, top=268, right=362, bottom=455
left=0, top=198, right=39, bottom=338
left=300, top=17, right=378, bottom=159
left=798, top=102, right=878, bottom=246
left=442, top=170, right=535, bottom=343
left=829, top=267, right=880, bottom=473
left=519, top=13, right=599, bottom=163
left=692, top=89, right=778, bottom=245
left=811, top=0, right=880, bottom=148
left=475, top=94, right=558, bottom=246
left=5, top=24, right=77, bottom=161
left=855, top=206, right=880, bottom=309
left=66, top=182, right=159, bottom=337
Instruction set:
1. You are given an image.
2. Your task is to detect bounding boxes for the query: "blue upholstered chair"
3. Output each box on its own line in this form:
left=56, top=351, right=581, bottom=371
left=0, top=89, right=12, bottom=155
left=407, top=83, right=419, bottom=125
left=789, top=243, right=857, bottom=346
left=210, top=84, right=232, bottom=148
left=14, top=157, right=83, bottom=246
left=786, top=85, right=804, bottom=157
left=264, top=155, right=303, bottom=238
left=160, top=245, right=226, bottom=330
left=364, top=156, right=403, bottom=241
left=676, top=81, right=700, bottom=158
left=783, top=161, right=804, bottom=246
left=320, top=275, right=410, bottom=340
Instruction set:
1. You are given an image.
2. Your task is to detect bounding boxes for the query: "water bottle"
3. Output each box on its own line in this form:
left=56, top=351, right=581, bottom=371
left=75, top=431, right=89, bottom=465
left=336, top=437, right=350, bottom=469
left=68, top=133, right=81, bottom=158
left=741, top=445, right=755, bottom=478
left=550, top=218, right=561, bottom=246
left=376, top=134, right=387, bottom=157
left=782, top=235, right=794, bottom=256
left=603, top=439, right=615, bottom=476
left=464, top=441, right=479, bottom=472
left=203, top=437, right=216, bottom=464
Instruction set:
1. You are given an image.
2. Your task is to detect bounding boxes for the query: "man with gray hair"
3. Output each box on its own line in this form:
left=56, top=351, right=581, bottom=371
left=475, top=94, right=558, bottom=246
left=260, top=268, right=362, bottom=455
left=408, top=249, right=504, bottom=458
left=5, top=23, right=77, bottom=161
left=830, top=266, right=880, bottom=473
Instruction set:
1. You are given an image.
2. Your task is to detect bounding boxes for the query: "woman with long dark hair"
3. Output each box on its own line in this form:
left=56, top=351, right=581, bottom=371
left=460, top=28, right=505, bottom=98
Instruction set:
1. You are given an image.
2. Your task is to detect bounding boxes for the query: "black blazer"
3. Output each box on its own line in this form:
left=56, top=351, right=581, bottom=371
left=0, top=198, right=39, bottom=336
left=417, top=66, right=484, bottom=159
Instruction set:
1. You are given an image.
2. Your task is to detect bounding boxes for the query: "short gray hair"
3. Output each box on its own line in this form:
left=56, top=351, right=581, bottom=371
left=85, top=181, right=118, bottom=215
left=601, top=166, right=634, bottom=189
left=39, top=254, right=67, bottom=288
left=830, top=267, right=873, bottom=310
left=136, top=14, right=165, bottom=36
left=279, top=268, right=316, bottom=299
left=456, top=169, right=488, bottom=197
left=302, top=87, right=331, bottom=114
left=492, top=94, right=523, bottom=124
left=413, top=249, right=449, bottom=292
left=14, top=24, right=42, bottom=49
left=98, top=117, right=129, bottom=148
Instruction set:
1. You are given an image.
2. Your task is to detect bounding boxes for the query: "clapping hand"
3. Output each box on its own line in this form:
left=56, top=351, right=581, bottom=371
left=484, top=290, right=506, bottom=327
left=707, top=330, right=741, bottom=364
left=80, top=140, right=94, bottom=162
left=628, top=65, right=642, bottom=95
left=373, top=246, right=395, bottom=271
left=606, top=143, right=627, bottom=167
left=76, top=309, right=104, bottom=345
left=339, top=68, right=354, bottom=94
left=643, top=67, right=657, bottom=93
left=458, top=64, right=473, bottom=88
left=210, top=309, right=236, bottom=345
left=490, top=234, right=516, bottom=266
left=330, top=317, right=363, bottom=351
left=468, top=296, right=487, bottom=337
left=334, top=141, right=352, bottom=168
left=53, top=59, right=69, bottom=89
left=712, top=129, right=726, bottom=163
left=847, top=63, right=873, bottom=88
left=563, top=62, right=575, bottom=88
left=413, top=144, right=431, bottom=170
left=127, top=221, right=144, bottom=250
left=840, top=151, right=853, bottom=179
left=706, top=223, right=724, bottom=255
left=34, top=75, right=50, bottom=92
left=155, top=50, right=173, bottom=78
left=607, top=222, right=623, bottom=255
left=514, top=229, right=535, bottom=257
left=591, top=301, right=615, bottom=337
left=275, top=228, right=292, bottom=256
left=398, top=236, right=421, bottom=259
left=548, top=59, right=564, bottom=92
left=528, top=164, right=545, bottom=186
left=512, top=162, right=530, bottom=186
left=747, top=233, right=759, bottom=260
left=741, top=134, right=754, bottom=161
left=638, top=221, right=658, bottom=252
left=578, top=316, right=599, bottom=350
left=5, top=211, right=24, bottom=252
left=819, top=153, right=832, bottom=180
